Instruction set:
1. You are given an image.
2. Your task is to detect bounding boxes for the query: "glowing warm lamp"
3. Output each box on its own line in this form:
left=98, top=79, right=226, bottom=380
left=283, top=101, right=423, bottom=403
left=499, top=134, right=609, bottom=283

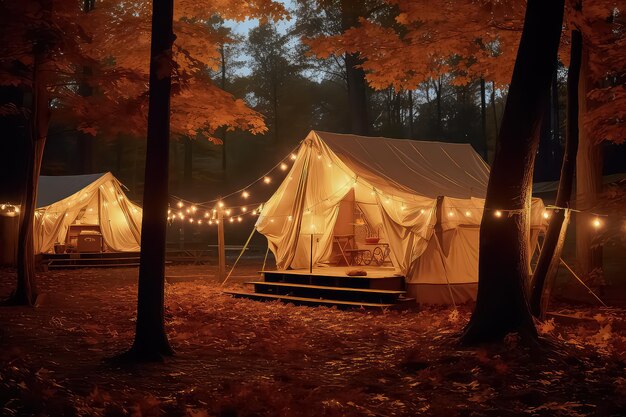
left=242, top=191, right=249, bottom=199
left=543, top=210, right=550, bottom=219
left=290, top=153, right=297, bottom=160
left=189, top=218, right=194, bottom=223
left=225, top=209, right=231, bottom=216
left=494, top=210, right=503, bottom=218
left=448, top=211, right=454, bottom=217
left=592, top=217, right=602, bottom=229
left=288, top=215, right=293, bottom=221
left=218, top=201, right=225, bottom=208
left=465, top=211, right=471, bottom=217
left=237, top=216, right=242, bottom=222
left=264, top=176, right=271, bottom=184
left=177, top=201, right=184, bottom=208
left=204, top=212, right=209, bottom=218
left=241, top=207, right=247, bottom=212
left=191, top=205, right=197, bottom=212
left=280, top=163, right=288, bottom=171
left=229, top=217, right=234, bottom=223
left=420, top=209, right=425, bottom=214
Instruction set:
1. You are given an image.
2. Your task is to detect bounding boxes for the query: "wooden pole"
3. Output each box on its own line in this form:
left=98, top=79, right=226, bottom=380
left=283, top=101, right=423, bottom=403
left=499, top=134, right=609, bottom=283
left=217, top=208, right=226, bottom=281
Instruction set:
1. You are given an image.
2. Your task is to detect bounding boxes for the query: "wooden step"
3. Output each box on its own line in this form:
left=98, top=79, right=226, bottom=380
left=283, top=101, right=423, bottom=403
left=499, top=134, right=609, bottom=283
left=224, top=291, right=396, bottom=308
left=262, top=271, right=404, bottom=291
left=247, top=281, right=405, bottom=294
left=48, top=262, right=140, bottom=269
left=248, top=281, right=405, bottom=304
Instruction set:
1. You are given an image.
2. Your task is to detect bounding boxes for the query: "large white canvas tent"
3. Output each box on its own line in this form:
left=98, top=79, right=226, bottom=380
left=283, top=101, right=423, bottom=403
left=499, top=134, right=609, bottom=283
left=34, top=172, right=142, bottom=253
left=256, top=130, right=547, bottom=304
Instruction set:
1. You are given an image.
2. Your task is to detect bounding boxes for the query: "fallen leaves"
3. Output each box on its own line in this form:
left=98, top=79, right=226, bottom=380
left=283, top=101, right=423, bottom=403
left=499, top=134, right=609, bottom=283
left=0, top=265, right=625, bottom=416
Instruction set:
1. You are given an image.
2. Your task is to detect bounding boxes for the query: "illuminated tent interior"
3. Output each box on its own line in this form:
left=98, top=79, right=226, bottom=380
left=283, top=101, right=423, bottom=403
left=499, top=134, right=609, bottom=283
left=35, top=172, right=142, bottom=254
left=256, top=130, right=547, bottom=304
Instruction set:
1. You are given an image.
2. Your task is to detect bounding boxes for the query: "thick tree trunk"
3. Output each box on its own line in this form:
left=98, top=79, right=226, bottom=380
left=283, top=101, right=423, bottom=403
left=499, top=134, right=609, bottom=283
left=183, top=136, right=192, bottom=195
left=408, top=90, right=414, bottom=138
left=126, top=0, right=174, bottom=360
left=575, top=43, right=604, bottom=283
left=530, top=29, right=582, bottom=318
left=435, top=77, right=442, bottom=135
left=461, top=0, right=564, bottom=344
left=480, top=78, right=487, bottom=160
left=78, top=0, right=95, bottom=174
left=488, top=81, right=499, bottom=164
left=10, top=37, right=51, bottom=306
left=341, top=0, right=369, bottom=135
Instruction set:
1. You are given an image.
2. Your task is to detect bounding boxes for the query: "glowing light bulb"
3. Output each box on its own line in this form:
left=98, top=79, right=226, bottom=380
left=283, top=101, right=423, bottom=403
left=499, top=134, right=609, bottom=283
left=543, top=211, right=550, bottom=219
left=288, top=215, right=293, bottom=221
left=229, top=217, right=234, bottom=223
left=197, top=220, right=202, bottom=225
left=191, top=205, right=197, bottom=212
left=465, top=211, right=471, bottom=217
left=448, top=211, right=454, bottom=217
left=186, top=208, right=190, bottom=214
left=252, top=210, right=257, bottom=215
left=317, top=154, right=321, bottom=159
left=385, top=198, right=391, bottom=205
left=270, top=219, right=275, bottom=223
left=327, top=162, right=332, bottom=168
left=494, top=210, right=503, bottom=218
left=264, top=176, right=271, bottom=184
left=168, top=209, right=171, bottom=215
left=0, top=204, right=5, bottom=210
left=177, top=201, right=183, bottom=208
left=242, top=191, right=249, bottom=199
left=592, top=217, right=601, bottom=229
left=242, top=207, right=247, bottom=212
left=204, top=212, right=209, bottom=218
left=290, top=153, right=297, bottom=160
left=189, top=218, right=194, bottom=223
left=225, top=209, right=231, bottom=216
left=420, top=209, right=425, bottom=214
left=209, top=220, right=213, bottom=225
left=280, top=163, right=288, bottom=171
left=218, top=201, right=224, bottom=208
left=237, top=216, right=242, bottom=222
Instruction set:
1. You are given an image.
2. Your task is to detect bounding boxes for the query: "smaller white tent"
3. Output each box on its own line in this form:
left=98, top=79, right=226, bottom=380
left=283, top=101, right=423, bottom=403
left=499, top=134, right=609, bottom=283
left=34, top=172, right=142, bottom=253
left=256, top=131, right=547, bottom=304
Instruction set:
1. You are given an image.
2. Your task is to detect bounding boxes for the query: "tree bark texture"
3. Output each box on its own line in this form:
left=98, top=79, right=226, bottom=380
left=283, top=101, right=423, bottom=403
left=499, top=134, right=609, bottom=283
left=480, top=78, right=487, bottom=160
left=461, top=0, right=565, bottom=344
left=11, top=3, right=54, bottom=306
left=530, top=29, right=582, bottom=318
left=128, top=0, right=175, bottom=359
left=575, top=42, right=604, bottom=281
left=341, top=0, right=369, bottom=135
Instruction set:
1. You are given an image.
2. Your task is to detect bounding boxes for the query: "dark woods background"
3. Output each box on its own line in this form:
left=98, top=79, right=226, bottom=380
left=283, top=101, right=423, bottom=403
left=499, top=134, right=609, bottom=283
left=1, top=14, right=624, bottom=248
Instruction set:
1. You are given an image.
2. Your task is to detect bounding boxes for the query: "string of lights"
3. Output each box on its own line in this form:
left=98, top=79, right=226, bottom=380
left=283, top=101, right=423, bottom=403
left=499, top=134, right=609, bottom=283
left=162, top=142, right=625, bottom=232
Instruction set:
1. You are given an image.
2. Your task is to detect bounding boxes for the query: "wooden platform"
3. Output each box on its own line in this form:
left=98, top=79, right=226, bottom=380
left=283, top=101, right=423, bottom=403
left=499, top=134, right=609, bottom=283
left=225, top=267, right=414, bottom=309
left=42, top=252, right=141, bottom=269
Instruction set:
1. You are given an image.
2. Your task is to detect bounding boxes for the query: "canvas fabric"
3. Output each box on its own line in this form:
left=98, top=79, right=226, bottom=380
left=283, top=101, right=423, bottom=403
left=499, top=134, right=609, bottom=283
left=256, top=131, right=547, bottom=303
left=34, top=172, right=142, bottom=253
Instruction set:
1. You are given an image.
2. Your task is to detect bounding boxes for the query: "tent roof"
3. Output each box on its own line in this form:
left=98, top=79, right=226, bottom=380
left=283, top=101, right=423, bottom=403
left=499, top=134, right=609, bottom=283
left=313, top=131, right=490, bottom=199
left=37, top=173, right=107, bottom=208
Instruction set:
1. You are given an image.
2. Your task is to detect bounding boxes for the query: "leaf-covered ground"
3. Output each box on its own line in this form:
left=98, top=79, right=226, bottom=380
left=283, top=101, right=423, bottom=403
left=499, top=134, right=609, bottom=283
left=1, top=264, right=625, bottom=417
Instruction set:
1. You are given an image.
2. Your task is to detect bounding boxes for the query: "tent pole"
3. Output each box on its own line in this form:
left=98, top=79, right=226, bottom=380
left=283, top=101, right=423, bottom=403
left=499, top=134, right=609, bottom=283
left=435, top=196, right=457, bottom=309
left=309, top=234, right=313, bottom=273
left=217, top=207, right=225, bottom=282
left=221, top=225, right=256, bottom=286
left=559, top=257, right=607, bottom=307
left=261, top=244, right=270, bottom=272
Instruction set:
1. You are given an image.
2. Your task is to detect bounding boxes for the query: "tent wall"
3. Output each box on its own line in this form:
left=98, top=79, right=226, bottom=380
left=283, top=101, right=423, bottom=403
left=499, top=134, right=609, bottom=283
left=256, top=130, right=548, bottom=305
left=34, top=173, right=141, bottom=253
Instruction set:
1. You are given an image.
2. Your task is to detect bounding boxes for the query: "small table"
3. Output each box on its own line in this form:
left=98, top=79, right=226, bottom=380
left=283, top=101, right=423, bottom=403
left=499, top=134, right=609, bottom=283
left=362, top=243, right=391, bottom=266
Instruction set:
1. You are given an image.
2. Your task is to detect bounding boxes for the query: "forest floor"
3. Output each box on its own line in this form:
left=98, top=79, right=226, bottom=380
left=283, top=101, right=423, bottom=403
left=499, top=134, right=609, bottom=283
left=1, top=263, right=625, bottom=417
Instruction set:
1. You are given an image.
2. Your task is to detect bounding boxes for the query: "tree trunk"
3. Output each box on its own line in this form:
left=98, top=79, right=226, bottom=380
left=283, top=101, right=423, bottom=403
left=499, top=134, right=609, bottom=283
left=10, top=26, right=53, bottom=306
left=183, top=136, right=192, bottom=196
left=461, top=0, right=565, bottom=344
left=219, top=43, right=228, bottom=180
left=341, top=0, right=369, bottom=135
left=126, top=0, right=175, bottom=360
left=435, top=77, right=442, bottom=135
left=575, top=42, right=604, bottom=283
left=480, top=78, right=487, bottom=160
left=408, top=90, right=414, bottom=138
left=488, top=81, right=499, bottom=164
left=530, top=29, right=582, bottom=319
left=78, top=0, right=95, bottom=174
